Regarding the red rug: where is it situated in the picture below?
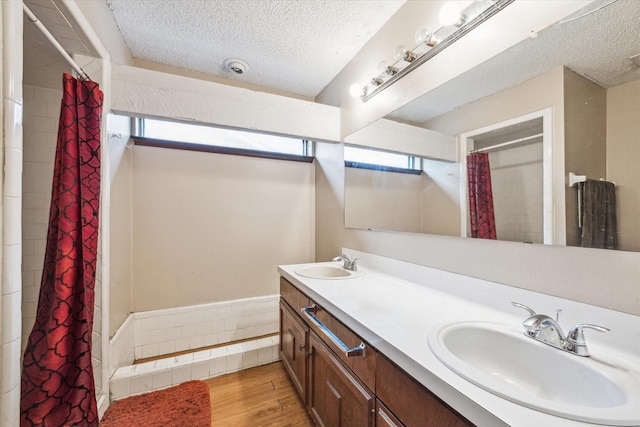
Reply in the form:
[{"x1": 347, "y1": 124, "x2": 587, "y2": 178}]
[{"x1": 100, "y1": 380, "x2": 211, "y2": 427}]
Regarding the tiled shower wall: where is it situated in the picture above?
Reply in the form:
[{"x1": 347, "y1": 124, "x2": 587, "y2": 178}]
[
  {"x1": 1, "y1": 2, "x2": 24, "y2": 424},
  {"x1": 21, "y1": 85, "x2": 59, "y2": 346},
  {"x1": 490, "y1": 142, "x2": 544, "y2": 244}
]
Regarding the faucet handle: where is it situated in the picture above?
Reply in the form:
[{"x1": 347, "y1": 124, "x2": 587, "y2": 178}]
[
  {"x1": 565, "y1": 324, "x2": 610, "y2": 357},
  {"x1": 511, "y1": 302, "x2": 536, "y2": 316},
  {"x1": 333, "y1": 254, "x2": 357, "y2": 270}
]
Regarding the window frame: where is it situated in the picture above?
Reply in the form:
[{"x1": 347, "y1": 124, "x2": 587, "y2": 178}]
[{"x1": 131, "y1": 117, "x2": 314, "y2": 163}]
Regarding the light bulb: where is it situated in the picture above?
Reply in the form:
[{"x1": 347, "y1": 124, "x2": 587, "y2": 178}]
[
  {"x1": 349, "y1": 83, "x2": 363, "y2": 98},
  {"x1": 439, "y1": 2, "x2": 463, "y2": 26},
  {"x1": 415, "y1": 26, "x2": 439, "y2": 47},
  {"x1": 376, "y1": 61, "x2": 389, "y2": 75},
  {"x1": 415, "y1": 26, "x2": 431, "y2": 44},
  {"x1": 393, "y1": 45, "x2": 408, "y2": 62},
  {"x1": 393, "y1": 46, "x2": 416, "y2": 63}
]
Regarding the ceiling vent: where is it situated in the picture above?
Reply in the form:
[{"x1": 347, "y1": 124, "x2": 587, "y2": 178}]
[{"x1": 224, "y1": 58, "x2": 249, "y2": 75}]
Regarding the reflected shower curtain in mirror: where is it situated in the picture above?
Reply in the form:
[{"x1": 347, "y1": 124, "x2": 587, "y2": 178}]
[
  {"x1": 467, "y1": 153, "x2": 497, "y2": 239},
  {"x1": 21, "y1": 74, "x2": 103, "y2": 427}
]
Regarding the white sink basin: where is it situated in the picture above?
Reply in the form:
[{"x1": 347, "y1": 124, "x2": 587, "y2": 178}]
[
  {"x1": 294, "y1": 264, "x2": 364, "y2": 280},
  {"x1": 428, "y1": 321, "x2": 640, "y2": 426}
]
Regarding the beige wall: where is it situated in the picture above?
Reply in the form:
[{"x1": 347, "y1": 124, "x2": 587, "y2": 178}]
[
  {"x1": 607, "y1": 79, "x2": 640, "y2": 252},
  {"x1": 345, "y1": 168, "x2": 424, "y2": 233},
  {"x1": 421, "y1": 158, "x2": 460, "y2": 236},
  {"x1": 315, "y1": 142, "x2": 345, "y2": 262},
  {"x1": 109, "y1": 145, "x2": 132, "y2": 336},
  {"x1": 563, "y1": 68, "x2": 607, "y2": 246},
  {"x1": 131, "y1": 145, "x2": 315, "y2": 312},
  {"x1": 331, "y1": 149, "x2": 460, "y2": 244}
]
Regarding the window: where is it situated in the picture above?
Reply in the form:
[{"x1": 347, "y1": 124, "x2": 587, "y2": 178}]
[
  {"x1": 132, "y1": 117, "x2": 313, "y2": 161},
  {"x1": 344, "y1": 145, "x2": 421, "y2": 174}
]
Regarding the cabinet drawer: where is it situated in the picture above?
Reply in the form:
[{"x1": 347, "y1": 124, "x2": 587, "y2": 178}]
[
  {"x1": 280, "y1": 277, "x2": 310, "y2": 312},
  {"x1": 304, "y1": 303, "x2": 376, "y2": 392},
  {"x1": 376, "y1": 356, "x2": 474, "y2": 427}
]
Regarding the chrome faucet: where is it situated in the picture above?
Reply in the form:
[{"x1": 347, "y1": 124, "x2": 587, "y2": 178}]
[
  {"x1": 511, "y1": 302, "x2": 609, "y2": 357},
  {"x1": 332, "y1": 254, "x2": 359, "y2": 271}
]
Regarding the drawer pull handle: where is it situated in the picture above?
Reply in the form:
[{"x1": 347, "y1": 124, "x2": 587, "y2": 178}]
[{"x1": 301, "y1": 305, "x2": 366, "y2": 358}]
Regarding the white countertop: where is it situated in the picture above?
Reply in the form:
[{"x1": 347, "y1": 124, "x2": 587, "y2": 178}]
[{"x1": 278, "y1": 250, "x2": 640, "y2": 427}]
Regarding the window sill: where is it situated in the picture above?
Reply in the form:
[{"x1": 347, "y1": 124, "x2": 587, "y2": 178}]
[{"x1": 132, "y1": 137, "x2": 314, "y2": 163}]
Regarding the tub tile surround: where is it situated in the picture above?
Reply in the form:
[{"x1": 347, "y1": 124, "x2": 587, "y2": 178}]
[
  {"x1": 278, "y1": 249, "x2": 640, "y2": 427},
  {"x1": 1, "y1": 1, "x2": 24, "y2": 425},
  {"x1": 109, "y1": 295, "x2": 280, "y2": 400}
]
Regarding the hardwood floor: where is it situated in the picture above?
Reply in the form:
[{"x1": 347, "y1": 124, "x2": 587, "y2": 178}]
[{"x1": 206, "y1": 361, "x2": 314, "y2": 426}]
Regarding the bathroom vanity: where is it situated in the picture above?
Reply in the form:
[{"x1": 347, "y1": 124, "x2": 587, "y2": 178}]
[
  {"x1": 278, "y1": 250, "x2": 640, "y2": 427},
  {"x1": 280, "y1": 276, "x2": 470, "y2": 426}
]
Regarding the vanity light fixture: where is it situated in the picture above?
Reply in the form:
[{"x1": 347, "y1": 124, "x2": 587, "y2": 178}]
[
  {"x1": 439, "y1": 2, "x2": 466, "y2": 27},
  {"x1": 357, "y1": 0, "x2": 514, "y2": 102}
]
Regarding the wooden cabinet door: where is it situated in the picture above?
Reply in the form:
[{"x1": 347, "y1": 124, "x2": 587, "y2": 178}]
[
  {"x1": 376, "y1": 399, "x2": 404, "y2": 427},
  {"x1": 308, "y1": 332, "x2": 374, "y2": 427},
  {"x1": 280, "y1": 300, "x2": 309, "y2": 403}
]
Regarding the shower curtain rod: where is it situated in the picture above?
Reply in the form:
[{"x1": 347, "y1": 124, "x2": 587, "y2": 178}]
[
  {"x1": 22, "y1": 3, "x2": 91, "y2": 81},
  {"x1": 469, "y1": 132, "x2": 543, "y2": 154}
]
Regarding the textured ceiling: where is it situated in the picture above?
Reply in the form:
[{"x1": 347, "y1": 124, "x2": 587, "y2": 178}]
[
  {"x1": 106, "y1": 0, "x2": 405, "y2": 98},
  {"x1": 390, "y1": 0, "x2": 640, "y2": 124},
  {"x1": 24, "y1": 0, "x2": 640, "y2": 124}
]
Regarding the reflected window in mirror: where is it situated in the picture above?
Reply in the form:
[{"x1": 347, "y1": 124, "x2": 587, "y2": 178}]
[
  {"x1": 344, "y1": 145, "x2": 460, "y2": 236},
  {"x1": 344, "y1": 145, "x2": 421, "y2": 175}
]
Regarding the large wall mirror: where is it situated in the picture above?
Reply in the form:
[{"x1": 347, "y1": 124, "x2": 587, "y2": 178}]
[{"x1": 344, "y1": 0, "x2": 640, "y2": 252}]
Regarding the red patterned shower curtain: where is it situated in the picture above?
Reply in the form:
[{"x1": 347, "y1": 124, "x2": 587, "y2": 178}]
[
  {"x1": 467, "y1": 152, "x2": 497, "y2": 239},
  {"x1": 21, "y1": 74, "x2": 103, "y2": 427}
]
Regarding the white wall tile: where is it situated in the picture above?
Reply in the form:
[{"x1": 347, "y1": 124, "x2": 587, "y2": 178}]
[
  {"x1": 226, "y1": 354, "x2": 242, "y2": 373},
  {"x1": 242, "y1": 350, "x2": 258, "y2": 369},
  {"x1": 157, "y1": 341, "x2": 175, "y2": 355},
  {"x1": 141, "y1": 343, "x2": 158, "y2": 359},
  {"x1": 193, "y1": 349, "x2": 211, "y2": 361},
  {"x1": 175, "y1": 353, "x2": 193, "y2": 365},
  {"x1": 130, "y1": 375, "x2": 152, "y2": 395},
  {"x1": 209, "y1": 358, "x2": 226, "y2": 377},
  {"x1": 258, "y1": 347, "x2": 274, "y2": 365},
  {"x1": 151, "y1": 370, "x2": 172, "y2": 390},
  {"x1": 1, "y1": 292, "x2": 21, "y2": 342},
  {"x1": 154, "y1": 358, "x2": 174, "y2": 369},
  {"x1": 189, "y1": 336, "x2": 204, "y2": 350},
  {"x1": 171, "y1": 365, "x2": 192, "y2": 385},
  {"x1": 1, "y1": 339, "x2": 20, "y2": 391},
  {"x1": 110, "y1": 377, "x2": 130, "y2": 400},
  {"x1": 191, "y1": 362, "x2": 209, "y2": 380},
  {"x1": 203, "y1": 333, "x2": 219, "y2": 347}
]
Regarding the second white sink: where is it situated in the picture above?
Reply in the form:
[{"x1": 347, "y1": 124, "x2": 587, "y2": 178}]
[
  {"x1": 295, "y1": 263, "x2": 364, "y2": 280},
  {"x1": 428, "y1": 321, "x2": 640, "y2": 426}
]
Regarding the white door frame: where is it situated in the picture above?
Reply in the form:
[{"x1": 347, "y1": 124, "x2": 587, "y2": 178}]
[{"x1": 459, "y1": 107, "x2": 554, "y2": 244}]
